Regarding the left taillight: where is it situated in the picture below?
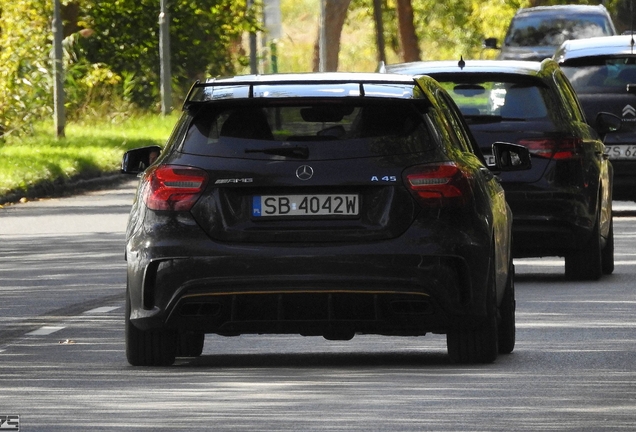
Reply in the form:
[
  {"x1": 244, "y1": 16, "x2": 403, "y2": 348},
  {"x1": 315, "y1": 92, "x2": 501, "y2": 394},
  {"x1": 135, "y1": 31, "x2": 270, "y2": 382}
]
[
  {"x1": 519, "y1": 137, "x2": 582, "y2": 160},
  {"x1": 142, "y1": 165, "x2": 208, "y2": 211},
  {"x1": 404, "y1": 162, "x2": 471, "y2": 206}
]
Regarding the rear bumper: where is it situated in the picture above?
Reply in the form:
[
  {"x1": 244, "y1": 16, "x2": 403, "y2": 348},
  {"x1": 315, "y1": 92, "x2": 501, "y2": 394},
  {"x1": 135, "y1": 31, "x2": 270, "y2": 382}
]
[
  {"x1": 126, "y1": 227, "x2": 494, "y2": 337},
  {"x1": 505, "y1": 190, "x2": 596, "y2": 257},
  {"x1": 610, "y1": 159, "x2": 636, "y2": 200}
]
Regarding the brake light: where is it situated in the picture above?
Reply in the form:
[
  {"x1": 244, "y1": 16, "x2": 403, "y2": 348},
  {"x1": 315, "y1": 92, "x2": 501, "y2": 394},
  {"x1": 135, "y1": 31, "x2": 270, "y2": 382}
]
[
  {"x1": 405, "y1": 162, "x2": 470, "y2": 206},
  {"x1": 142, "y1": 165, "x2": 208, "y2": 211},
  {"x1": 519, "y1": 137, "x2": 582, "y2": 160}
]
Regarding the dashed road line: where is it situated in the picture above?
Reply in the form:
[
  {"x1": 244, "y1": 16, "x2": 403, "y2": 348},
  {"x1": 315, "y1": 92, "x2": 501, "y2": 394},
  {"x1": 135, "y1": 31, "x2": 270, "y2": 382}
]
[
  {"x1": 84, "y1": 306, "x2": 120, "y2": 314},
  {"x1": 26, "y1": 326, "x2": 66, "y2": 336}
]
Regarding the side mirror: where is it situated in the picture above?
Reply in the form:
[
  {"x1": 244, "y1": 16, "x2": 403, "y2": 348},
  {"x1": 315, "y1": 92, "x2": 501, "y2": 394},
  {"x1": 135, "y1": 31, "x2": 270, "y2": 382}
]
[
  {"x1": 483, "y1": 38, "x2": 499, "y2": 50},
  {"x1": 491, "y1": 142, "x2": 532, "y2": 171},
  {"x1": 594, "y1": 112, "x2": 621, "y2": 136},
  {"x1": 121, "y1": 145, "x2": 163, "y2": 174}
]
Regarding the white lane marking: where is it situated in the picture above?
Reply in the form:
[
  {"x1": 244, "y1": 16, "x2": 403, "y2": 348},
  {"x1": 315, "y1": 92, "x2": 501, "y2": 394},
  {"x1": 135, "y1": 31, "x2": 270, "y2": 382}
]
[
  {"x1": 83, "y1": 306, "x2": 120, "y2": 314},
  {"x1": 26, "y1": 326, "x2": 65, "y2": 336}
]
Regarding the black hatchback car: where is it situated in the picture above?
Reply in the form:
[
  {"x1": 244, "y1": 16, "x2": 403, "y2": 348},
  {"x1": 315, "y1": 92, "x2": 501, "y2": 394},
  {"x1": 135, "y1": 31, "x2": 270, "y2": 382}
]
[
  {"x1": 384, "y1": 60, "x2": 617, "y2": 281},
  {"x1": 121, "y1": 72, "x2": 531, "y2": 366},
  {"x1": 555, "y1": 35, "x2": 636, "y2": 200}
]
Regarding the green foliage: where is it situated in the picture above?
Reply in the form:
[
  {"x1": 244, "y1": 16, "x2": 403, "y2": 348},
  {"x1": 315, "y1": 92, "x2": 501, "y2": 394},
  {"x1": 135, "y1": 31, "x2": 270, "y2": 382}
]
[
  {"x1": 79, "y1": 0, "x2": 258, "y2": 109},
  {"x1": 0, "y1": 0, "x2": 258, "y2": 136},
  {"x1": 62, "y1": 31, "x2": 141, "y2": 121},
  {"x1": 0, "y1": 0, "x2": 53, "y2": 136}
]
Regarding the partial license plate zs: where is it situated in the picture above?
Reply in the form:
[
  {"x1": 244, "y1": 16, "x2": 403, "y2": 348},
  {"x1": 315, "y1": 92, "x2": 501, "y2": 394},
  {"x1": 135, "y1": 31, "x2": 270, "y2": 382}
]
[
  {"x1": 605, "y1": 145, "x2": 636, "y2": 160},
  {"x1": 253, "y1": 194, "x2": 359, "y2": 217}
]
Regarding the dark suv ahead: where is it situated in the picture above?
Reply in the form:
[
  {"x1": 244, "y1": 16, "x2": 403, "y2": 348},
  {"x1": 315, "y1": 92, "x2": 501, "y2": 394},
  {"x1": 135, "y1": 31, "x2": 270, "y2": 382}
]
[
  {"x1": 385, "y1": 59, "x2": 617, "y2": 281},
  {"x1": 555, "y1": 35, "x2": 636, "y2": 200},
  {"x1": 121, "y1": 72, "x2": 530, "y2": 366},
  {"x1": 484, "y1": 5, "x2": 616, "y2": 61}
]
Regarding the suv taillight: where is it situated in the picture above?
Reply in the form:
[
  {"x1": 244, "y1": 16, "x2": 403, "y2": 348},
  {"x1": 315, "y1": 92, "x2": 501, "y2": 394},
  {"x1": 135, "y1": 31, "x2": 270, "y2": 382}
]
[
  {"x1": 405, "y1": 162, "x2": 471, "y2": 206},
  {"x1": 142, "y1": 165, "x2": 208, "y2": 211},
  {"x1": 519, "y1": 137, "x2": 582, "y2": 160}
]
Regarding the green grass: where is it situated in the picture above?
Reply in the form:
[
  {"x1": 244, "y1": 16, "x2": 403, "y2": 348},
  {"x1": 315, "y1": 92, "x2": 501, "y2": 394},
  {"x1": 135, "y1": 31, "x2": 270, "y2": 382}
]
[{"x1": 0, "y1": 114, "x2": 179, "y2": 199}]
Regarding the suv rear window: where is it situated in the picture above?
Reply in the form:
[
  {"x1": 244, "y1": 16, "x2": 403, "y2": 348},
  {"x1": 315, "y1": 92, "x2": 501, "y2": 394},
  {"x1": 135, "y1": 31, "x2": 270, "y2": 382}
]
[
  {"x1": 561, "y1": 56, "x2": 636, "y2": 93},
  {"x1": 180, "y1": 101, "x2": 436, "y2": 158}
]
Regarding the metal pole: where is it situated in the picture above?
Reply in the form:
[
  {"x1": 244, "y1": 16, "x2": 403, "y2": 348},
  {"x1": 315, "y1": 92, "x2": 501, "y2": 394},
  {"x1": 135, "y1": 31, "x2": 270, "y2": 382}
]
[
  {"x1": 248, "y1": 0, "x2": 258, "y2": 74},
  {"x1": 52, "y1": 0, "x2": 65, "y2": 138},
  {"x1": 319, "y1": 0, "x2": 326, "y2": 72},
  {"x1": 159, "y1": 0, "x2": 172, "y2": 115},
  {"x1": 372, "y1": 0, "x2": 386, "y2": 64}
]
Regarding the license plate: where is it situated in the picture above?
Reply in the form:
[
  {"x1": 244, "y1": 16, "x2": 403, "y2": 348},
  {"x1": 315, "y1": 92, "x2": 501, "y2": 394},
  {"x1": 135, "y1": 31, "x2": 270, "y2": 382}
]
[
  {"x1": 604, "y1": 145, "x2": 636, "y2": 160},
  {"x1": 253, "y1": 194, "x2": 359, "y2": 217}
]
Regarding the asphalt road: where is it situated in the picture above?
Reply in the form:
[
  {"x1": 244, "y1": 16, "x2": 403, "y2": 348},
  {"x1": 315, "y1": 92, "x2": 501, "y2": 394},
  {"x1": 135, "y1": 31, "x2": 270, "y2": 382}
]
[{"x1": 1, "y1": 180, "x2": 635, "y2": 431}]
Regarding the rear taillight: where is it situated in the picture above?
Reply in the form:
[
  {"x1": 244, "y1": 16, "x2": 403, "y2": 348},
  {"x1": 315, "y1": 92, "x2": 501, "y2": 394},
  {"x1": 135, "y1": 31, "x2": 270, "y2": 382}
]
[
  {"x1": 519, "y1": 137, "x2": 582, "y2": 160},
  {"x1": 405, "y1": 162, "x2": 471, "y2": 206},
  {"x1": 142, "y1": 165, "x2": 208, "y2": 211}
]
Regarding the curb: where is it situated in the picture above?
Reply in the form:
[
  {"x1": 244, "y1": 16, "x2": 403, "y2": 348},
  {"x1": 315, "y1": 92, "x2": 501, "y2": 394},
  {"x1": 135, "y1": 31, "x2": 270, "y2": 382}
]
[{"x1": 0, "y1": 172, "x2": 134, "y2": 206}]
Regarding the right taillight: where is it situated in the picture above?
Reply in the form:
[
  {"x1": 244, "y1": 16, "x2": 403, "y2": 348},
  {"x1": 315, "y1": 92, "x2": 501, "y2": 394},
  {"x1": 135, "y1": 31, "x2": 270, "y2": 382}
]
[
  {"x1": 142, "y1": 165, "x2": 208, "y2": 211},
  {"x1": 404, "y1": 162, "x2": 471, "y2": 206},
  {"x1": 519, "y1": 137, "x2": 582, "y2": 160}
]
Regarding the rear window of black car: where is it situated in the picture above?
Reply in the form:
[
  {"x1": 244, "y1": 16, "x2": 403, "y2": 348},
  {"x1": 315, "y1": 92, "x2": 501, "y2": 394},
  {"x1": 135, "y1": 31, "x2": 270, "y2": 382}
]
[
  {"x1": 180, "y1": 101, "x2": 437, "y2": 158},
  {"x1": 430, "y1": 76, "x2": 549, "y2": 121},
  {"x1": 561, "y1": 56, "x2": 636, "y2": 93}
]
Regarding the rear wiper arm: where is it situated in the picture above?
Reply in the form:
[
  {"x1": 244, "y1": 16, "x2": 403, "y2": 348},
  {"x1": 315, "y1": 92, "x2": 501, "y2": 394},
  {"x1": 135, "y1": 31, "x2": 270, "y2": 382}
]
[
  {"x1": 245, "y1": 146, "x2": 309, "y2": 159},
  {"x1": 465, "y1": 115, "x2": 526, "y2": 124}
]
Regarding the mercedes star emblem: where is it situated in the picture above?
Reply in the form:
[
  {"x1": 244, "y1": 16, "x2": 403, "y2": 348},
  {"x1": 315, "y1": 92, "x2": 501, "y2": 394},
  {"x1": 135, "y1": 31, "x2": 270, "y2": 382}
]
[{"x1": 296, "y1": 165, "x2": 314, "y2": 181}]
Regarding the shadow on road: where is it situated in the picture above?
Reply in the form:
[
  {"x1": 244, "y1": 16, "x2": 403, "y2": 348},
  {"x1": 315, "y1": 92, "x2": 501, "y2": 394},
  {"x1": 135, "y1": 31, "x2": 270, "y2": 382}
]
[{"x1": 179, "y1": 351, "x2": 459, "y2": 368}]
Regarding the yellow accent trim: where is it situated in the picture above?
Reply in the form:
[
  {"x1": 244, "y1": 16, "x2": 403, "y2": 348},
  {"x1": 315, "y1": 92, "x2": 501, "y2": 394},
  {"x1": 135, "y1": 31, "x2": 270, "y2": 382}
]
[{"x1": 182, "y1": 290, "x2": 430, "y2": 299}]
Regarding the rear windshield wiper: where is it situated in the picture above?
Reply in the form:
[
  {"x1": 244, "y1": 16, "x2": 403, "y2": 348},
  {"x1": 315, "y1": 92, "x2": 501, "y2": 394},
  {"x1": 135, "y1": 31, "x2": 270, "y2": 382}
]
[
  {"x1": 464, "y1": 115, "x2": 526, "y2": 124},
  {"x1": 245, "y1": 146, "x2": 309, "y2": 159}
]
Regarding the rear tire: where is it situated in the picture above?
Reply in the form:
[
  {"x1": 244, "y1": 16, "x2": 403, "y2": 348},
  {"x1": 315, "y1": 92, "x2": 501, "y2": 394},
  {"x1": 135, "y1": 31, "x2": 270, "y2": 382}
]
[
  {"x1": 125, "y1": 291, "x2": 177, "y2": 366},
  {"x1": 565, "y1": 209, "x2": 602, "y2": 281},
  {"x1": 447, "y1": 256, "x2": 499, "y2": 364},
  {"x1": 498, "y1": 262, "x2": 516, "y2": 354},
  {"x1": 601, "y1": 216, "x2": 614, "y2": 275}
]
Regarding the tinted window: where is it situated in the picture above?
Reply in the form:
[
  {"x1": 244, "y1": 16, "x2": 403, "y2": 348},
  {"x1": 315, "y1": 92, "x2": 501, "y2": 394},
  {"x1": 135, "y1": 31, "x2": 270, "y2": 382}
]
[
  {"x1": 505, "y1": 14, "x2": 612, "y2": 47},
  {"x1": 181, "y1": 101, "x2": 436, "y2": 158},
  {"x1": 433, "y1": 78, "x2": 549, "y2": 120},
  {"x1": 561, "y1": 56, "x2": 636, "y2": 94}
]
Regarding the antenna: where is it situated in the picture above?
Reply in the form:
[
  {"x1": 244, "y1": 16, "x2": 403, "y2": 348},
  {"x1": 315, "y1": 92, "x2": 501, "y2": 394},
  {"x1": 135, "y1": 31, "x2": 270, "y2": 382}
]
[
  {"x1": 458, "y1": 56, "x2": 466, "y2": 70},
  {"x1": 629, "y1": 0, "x2": 636, "y2": 54}
]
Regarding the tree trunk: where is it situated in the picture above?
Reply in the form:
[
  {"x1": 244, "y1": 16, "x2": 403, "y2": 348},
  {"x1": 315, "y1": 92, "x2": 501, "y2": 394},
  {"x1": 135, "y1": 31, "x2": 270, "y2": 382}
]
[
  {"x1": 373, "y1": 0, "x2": 386, "y2": 65},
  {"x1": 312, "y1": 0, "x2": 352, "y2": 72},
  {"x1": 396, "y1": 0, "x2": 420, "y2": 62}
]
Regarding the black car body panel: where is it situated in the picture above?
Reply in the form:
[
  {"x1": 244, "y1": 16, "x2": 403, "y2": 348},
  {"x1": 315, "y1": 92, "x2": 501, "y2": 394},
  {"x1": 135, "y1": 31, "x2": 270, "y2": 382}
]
[
  {"x1": 122, "y1": 72, "x2": 531, "y2": 365},
  {"x1": 556, "y1": 35, "x2": 636, "y2": 199},
  {"x1": 484, "y1": 5, "x2": 616, "y2": 61},
  {"x1": 385, "y1": 60, "x2": 613, "y2": 275}
]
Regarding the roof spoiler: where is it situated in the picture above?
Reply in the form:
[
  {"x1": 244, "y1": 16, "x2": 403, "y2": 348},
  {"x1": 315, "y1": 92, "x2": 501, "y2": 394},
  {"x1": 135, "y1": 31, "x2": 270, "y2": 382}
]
[{"x1": 181, "y1": 76, "x2": 418, "y2": 110}]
